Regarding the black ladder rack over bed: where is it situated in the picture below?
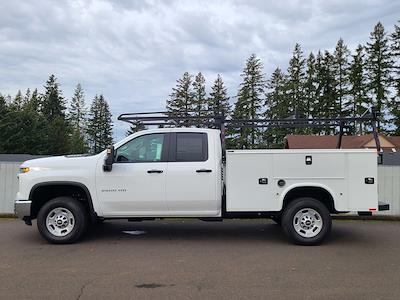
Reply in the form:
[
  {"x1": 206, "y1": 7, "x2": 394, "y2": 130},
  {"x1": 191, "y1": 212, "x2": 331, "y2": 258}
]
[{"x1": 117, "y1": 106, "x2": 381, "y2": 152}]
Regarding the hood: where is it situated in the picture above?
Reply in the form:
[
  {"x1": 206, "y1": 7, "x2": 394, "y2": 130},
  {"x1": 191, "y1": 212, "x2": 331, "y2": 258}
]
[{"x1": 20, "y1": 153, "x2": 101, "y2": 169}]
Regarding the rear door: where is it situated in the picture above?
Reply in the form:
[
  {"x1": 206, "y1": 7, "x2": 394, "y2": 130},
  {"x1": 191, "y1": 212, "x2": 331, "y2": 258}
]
[{"x1": 165, "y1": 132, "x2": 219, "y2": 215}]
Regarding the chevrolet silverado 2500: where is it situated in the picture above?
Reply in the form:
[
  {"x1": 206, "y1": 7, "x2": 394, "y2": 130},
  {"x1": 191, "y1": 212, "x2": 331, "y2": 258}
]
[{"x1": 14, "y1": 127, "x2": 389, "y2": 245}]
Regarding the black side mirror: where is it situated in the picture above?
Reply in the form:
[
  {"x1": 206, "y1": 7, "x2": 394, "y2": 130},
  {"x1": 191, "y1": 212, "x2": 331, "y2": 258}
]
[{"x1": 103, "y1": 146, "x2": 115, "y2": 172}]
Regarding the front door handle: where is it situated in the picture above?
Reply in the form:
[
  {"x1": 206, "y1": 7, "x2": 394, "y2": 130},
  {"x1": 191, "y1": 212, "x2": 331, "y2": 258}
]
[
  {"x1": 147, "y1": 169, "x2": 163, "y2": 174},
  {"x1": 196, "y1": 169, "x2": 212, "y2": 173}
]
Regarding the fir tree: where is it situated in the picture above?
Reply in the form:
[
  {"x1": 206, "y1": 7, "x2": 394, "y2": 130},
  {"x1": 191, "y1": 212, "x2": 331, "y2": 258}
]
[
  {"x1": 366, "y1": 22, "x2": 393, "y2": 129},
  {"x1": 42, "y1": 74, "x2": 66, "y2": 120},
  {"x1": 208, "y1": 74, "x2": 230, "y2": 116},
  {"x1": 320, "y1": 51, "x2": 337, "y2": 120},
  {"x1": 333, "y1": 38, "x2": 351, "y2": 116},
  {"x1": 231, "y1": 54, "x2": 265, "y2": 148},
  {"x1": 304, "y1": 52, "x2": 318, "y2": 118},
  {"x1": 12, "y1": 90, "x2": 24, "y2": 110},
  {"x1": 0, "y1": 94, "x2": 6, "y2": 114},
  {"x1": 87, "y1": 95, "x2": 113, "y2": 154},
  {"x1": 41, "y1": 75, "x2": 70, "y2": 154},
  {"x1": 264, "y1": 67, "x2": 289, "y2": 147},
  {"x1": 69, "y1": 84, "x2": 87, "y2": 133},
  {"x1": 69, "y1": 84, "x2": 88, "y2": 153},
  {"x1": 24, "y1": 88, "x2": 41, "y2": 112},
  {"x1": 349, "y1": 45, "x2": 369, "y2": 133},
  {"x1": 286, "y1": 43, "x2": 306, "y2": 117},
  {"x1": 126, "y1": 121, "x2": 145, "y2": 136},
  {"x1": 390, "y1": 21, "x2": 400, "y2": 135},
  {"x1": 23, "y1": 88, "x2": 31, "y2": 107},
  {"x1": 166, "y1": 72, "x2": 193, "y2": 125},
  {"x1": 192, "y1": 72, "x2": 207, "y2": 119}
]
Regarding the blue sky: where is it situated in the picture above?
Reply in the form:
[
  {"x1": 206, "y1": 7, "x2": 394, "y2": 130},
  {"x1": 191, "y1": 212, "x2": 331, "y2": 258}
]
[{"x1": 0, "y1": 0, "x2": 399, "y2": 139}]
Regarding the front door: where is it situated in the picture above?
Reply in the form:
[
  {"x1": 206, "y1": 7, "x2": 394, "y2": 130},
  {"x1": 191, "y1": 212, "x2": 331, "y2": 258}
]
[{"x1": 96, "y1": 133, "x2": 169, "y2": 216}]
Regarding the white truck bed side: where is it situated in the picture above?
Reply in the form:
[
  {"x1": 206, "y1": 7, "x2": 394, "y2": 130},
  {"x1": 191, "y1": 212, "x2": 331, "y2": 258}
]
[{"x1": 225, "y1": 149, "x2": 378, "y2": 212}]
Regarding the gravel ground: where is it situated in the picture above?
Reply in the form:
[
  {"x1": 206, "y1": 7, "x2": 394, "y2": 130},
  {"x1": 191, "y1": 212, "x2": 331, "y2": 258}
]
[{"x1": 1, "y1": 219, "x2": 400, "y2": 299}]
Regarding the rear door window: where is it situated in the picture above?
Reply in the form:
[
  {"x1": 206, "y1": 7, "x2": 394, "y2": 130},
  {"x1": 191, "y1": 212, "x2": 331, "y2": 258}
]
[{"x1": 175, "y1": 133, "x2": 208, "y2": 162}]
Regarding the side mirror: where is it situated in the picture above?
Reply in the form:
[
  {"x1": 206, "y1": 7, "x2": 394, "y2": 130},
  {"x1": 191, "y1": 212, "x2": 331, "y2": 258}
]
[{"x1": 103, "y1": 146, "x2": 115, "y2": 172}]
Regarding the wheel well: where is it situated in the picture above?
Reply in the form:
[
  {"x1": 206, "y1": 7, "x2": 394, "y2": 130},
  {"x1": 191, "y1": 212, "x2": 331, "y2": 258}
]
[
  {"x1": 282, "y1": 187, "x2": 336, "y2": 213},
  {"x1": 30, "y1": 183, "x2": 94, "y2": 219}
]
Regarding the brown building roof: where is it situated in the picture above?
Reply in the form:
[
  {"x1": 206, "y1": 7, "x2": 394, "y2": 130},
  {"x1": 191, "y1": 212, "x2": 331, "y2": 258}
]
[{"x1": 284, "y1": 134, "x2": 400, "y2": 150}]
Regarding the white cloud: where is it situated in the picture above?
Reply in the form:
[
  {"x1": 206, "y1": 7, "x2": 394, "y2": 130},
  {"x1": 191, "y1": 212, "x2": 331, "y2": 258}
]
[{"x1": 0, "y1": 0, "x2": 399, "y2": 138}]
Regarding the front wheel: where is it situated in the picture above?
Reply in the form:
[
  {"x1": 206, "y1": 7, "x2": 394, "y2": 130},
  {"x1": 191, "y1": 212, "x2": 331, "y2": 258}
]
[
  {"x1": 282, "y1": 197, "x2": 332, "y2": 245},
  {"x1": 37, "y1": 197, "x2": 87, "y2": 244}
]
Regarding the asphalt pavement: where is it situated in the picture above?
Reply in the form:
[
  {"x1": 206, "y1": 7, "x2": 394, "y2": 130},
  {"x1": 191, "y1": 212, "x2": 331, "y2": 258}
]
[{"x1": 1, "y1": 218, "x2": 400, "y2": 299}]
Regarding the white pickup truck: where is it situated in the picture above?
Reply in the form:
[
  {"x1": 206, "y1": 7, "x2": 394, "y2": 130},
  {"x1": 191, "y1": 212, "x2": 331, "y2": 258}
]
[{"x1": 15, "y1": 127, "x2": 389, "y2": 245}]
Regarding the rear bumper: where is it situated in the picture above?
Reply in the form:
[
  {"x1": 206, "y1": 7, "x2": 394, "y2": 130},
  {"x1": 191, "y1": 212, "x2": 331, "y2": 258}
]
[
  {"x1": 378, "y1": 201, "x2": 390, "y2": 211},
  {"x1": 14, "y1": 200, "x2": 32, "y2": 223}
]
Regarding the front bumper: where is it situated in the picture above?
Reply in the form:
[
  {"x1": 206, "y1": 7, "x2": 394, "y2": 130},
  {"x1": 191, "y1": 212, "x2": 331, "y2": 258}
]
[{"x1": 14, "y1": 200, "x2": 32, "y2": 224}]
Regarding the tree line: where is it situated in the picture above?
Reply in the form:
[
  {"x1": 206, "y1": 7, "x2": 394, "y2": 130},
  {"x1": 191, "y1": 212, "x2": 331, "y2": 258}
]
[
  {"x1": 0, "y1": 75, "x2": 113, "y2": 155},
  {"x1": 1, "y1": 21, "x2": 399, "y2": 154},
  {"x1": 166, "y1": 21, "x2": 400, "y2": 148}
]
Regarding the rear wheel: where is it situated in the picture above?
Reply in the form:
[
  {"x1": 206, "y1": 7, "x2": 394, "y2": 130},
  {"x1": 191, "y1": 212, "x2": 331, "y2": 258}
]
[
  {"x1": 37, "y1": 197, "x2": 87, "y2": 244},
  {"x1": 282, "y1": 197, "x2": 331, "y2": 245}
]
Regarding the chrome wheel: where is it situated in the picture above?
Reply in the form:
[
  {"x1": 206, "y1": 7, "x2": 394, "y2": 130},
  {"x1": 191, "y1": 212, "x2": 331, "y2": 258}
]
[
  {"x1": 46, "y1": 207, "x2": 75, "y2": 237},
  {"x1": 293, "y1": 208, "x2": 323, "y2": 238}
]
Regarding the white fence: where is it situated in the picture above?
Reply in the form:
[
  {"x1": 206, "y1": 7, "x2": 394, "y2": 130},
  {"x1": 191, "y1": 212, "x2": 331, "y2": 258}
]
[
  {"x1": 376, "y1": 166, "x2": 400, "y2": 216},
  {"x1": 0, "y1": 162, "x2": 20, "y2": 214},
  {"x1": 0, "y1": 162, "x2": 399, "y2": 216}
]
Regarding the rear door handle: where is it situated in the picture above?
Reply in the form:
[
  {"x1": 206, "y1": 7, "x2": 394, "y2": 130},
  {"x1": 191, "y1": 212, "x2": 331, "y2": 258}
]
[
  {"x1": 147, "y1": 169, "x2": 163, "y2": 174},
  {"x1": 196, "y1": 169, "x2": 212, "y2": 173}
]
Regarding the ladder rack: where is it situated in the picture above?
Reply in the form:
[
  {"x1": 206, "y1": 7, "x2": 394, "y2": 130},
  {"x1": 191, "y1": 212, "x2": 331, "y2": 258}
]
[{"x1": 117, "y1": 107, "x2": 381, "y2": 151}]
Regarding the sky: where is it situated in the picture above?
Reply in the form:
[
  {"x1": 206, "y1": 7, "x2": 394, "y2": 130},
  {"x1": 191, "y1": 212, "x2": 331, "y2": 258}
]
[{"x1": 0, "y1": 0, "x2": 399, "y2": 139}]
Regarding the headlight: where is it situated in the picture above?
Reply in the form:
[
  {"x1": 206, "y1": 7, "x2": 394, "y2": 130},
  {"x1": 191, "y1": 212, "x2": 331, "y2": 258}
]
[{"x1": 19, "y1": 167, "x2": 30, "y2": 174}]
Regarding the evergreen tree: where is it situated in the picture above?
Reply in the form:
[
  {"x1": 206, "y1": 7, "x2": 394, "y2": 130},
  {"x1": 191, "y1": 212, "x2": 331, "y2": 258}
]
[
  {"x1": 69, "y1": 84, "x2": 88, "y2": 153},
  {"x1": 166, "y1": 72, "x2": 193, "y2": 125},
  {"x1": 0, "y1": 94, "x2": 6, "y2": 114},
  {"x1": 333, "y1": 38, "x2": 351, "y2": 116},
  {"x1": 12, "y1": 90, "x2": 24, "y2": 110},
  {"x1": 41, "y1": 75, "x2": 70, "y2": 154},
  {"x1": 42, "y1": 74, "x2": 66, "y2": 120},
  {"x1": 69, "y1": 84, "x2": 87, "y2": 133},
  {"x1": 208, "y1": 74, "x2": 230, "y2": 116},
  {"x1": 304, "y1": 52, "x2": 318, "y2": 118},
  {"x1": 0, "y1": 91, "x2": 48, "y2": 154},
  {"x1": 87, "y1": 95, "x2": 113, "y2": 154},
  {"x1": 126, "y1": 121, "x2": 146, "y2": 136},
  {"x1": 192, "y1": 72, "x2": 207, "y2": 119},
  {"x1": 320, "y1": 51, "x2": 337, "y2": 120},
  {"x1": 230, "y1": 54, "x2": 265, "y2": 148},
  {"x1": 23, "y1": 88, "x2": 31, "y2": 107},
  {"x1": 24, "y1": 88, "x2": 41, "y2": 113},
  {"x1": 286, "y1": 43, "x2": 306, "y2": 117},
  {"x1": 264, "y1": 67, "x2": 289, "y2": 147},
  {"x1": 349, "y1": 45, "x2": 369, "y2": 133},
  {"x1": 366, "y1": 22, "x2": 393, "y2": 129},
  {"x1": 390, "y1": 21, "x2": 400, "y2": 135}
]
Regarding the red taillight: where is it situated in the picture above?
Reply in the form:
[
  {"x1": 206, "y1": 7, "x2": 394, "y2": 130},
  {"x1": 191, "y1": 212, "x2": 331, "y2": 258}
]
[{"x1": 369, "y1": 208, "x2": 377, "y2": 212}]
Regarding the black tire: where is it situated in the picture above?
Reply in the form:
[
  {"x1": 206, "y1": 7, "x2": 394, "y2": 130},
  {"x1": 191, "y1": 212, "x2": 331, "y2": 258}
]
[
  {"x1": 37, "y1": 197, "x2": 87, "y2": 244},
  {"x1": 282, "y1": 197, "x2": 332, "y2": 246}
]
